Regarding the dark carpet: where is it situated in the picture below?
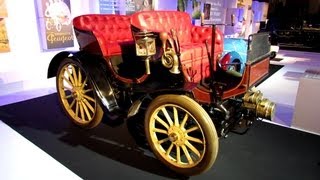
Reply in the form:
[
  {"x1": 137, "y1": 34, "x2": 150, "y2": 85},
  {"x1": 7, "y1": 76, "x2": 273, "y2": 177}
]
[
  {"x1": 269, "y1": 64, "x2": 284, "y2": 77},
  {"x1": 0, "y1": 93, "x2": 320, "y2": 180},
  {"x1": 255, "y1": 64, "x2": 283, "y2": 87}
]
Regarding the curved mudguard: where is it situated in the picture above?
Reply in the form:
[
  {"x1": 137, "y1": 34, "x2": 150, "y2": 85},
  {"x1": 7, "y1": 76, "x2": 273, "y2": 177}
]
[
  {"x1": 228, "y1": 51, "x2": 245, "y2": 74},
  {"x1": 47, "y1": 51, "x2": 119, "y2": 112},
  {"x1": 219, "y1": 51, "x2": 245, "y2": 77}
]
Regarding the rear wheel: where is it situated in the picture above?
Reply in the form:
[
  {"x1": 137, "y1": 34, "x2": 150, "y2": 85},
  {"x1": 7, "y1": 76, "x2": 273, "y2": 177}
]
[
  {"x1": 56, "y1": 58, "x2": 104, "y2": 128},
  {"x1": 145, "y1": 95, "x2": 219, "y2": 176}
]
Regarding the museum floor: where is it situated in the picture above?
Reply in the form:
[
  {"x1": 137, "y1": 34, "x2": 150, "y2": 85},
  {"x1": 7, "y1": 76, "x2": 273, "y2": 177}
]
[{"x1": 0, "y1": 49, "x2": 320, "y2": 180}]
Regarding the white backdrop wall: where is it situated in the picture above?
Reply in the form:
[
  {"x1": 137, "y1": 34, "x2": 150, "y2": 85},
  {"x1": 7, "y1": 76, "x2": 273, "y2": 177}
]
[
  {"x1": 0, "y1": 0, "x2": 165, "y2": 97},
  {"x1": 0, "y1": 0, "x2": 94, "y2": 96}
]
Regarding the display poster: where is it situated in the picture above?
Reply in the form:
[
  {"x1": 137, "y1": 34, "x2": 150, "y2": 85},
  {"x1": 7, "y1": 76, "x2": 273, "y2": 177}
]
[
  {"x1": 0, "y1": 18, "x2": 10, "y2": 52},
  {"x1": 99, "y1": 0, "x2": 120, "y2": 14},
  {"x1": 177, "y1": 0, "x2": 202, "y2": 19},
  {"x1": 203, "y1": 3, "x2": 211, "y2": 20},
  {"x1": 0, "y1": 0, "x2": 9, "y2": 52},
  {"x1": 0, "y1": 0, "x2": 8, "y2": 17},
  {"x1": 177, "y1": 0, "x2": 225, "y2": 27},
  {"x1": 126, "y1": 0, "x2": 154, "y2": 15},
  {"x1": 99, "y1": 0, "x2": 154, "y2": 15},
  {"x1": 203, "y1": 0, "x2": 225, "y2": 25},
  {"x1": 36, "y1": 0, "x2": 74, "y2": 50},
  {"x1": 191, "y1": 0, "x2": 225, "y2": 31}
]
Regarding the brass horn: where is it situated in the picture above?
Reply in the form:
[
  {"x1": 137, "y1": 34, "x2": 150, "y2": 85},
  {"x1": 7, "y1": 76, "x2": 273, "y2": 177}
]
[
  {"x1": 161, "y1": 49, "x2": 180, "y2": 74},
  {"x1": 159, "y1": 32, "x2": 180, "y2": 74}
]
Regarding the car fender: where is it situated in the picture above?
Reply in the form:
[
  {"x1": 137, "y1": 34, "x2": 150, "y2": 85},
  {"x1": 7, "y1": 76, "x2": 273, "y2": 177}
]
[
  {"x1": 47, "y1": 51, "x2": 77, "y2": 78},
  {"x1": 228, "y1": 51, "x2": 245, "y2": 74},
  {"x1": 48, "y1": 51, "x2": 119, "y2": 112},
  {"x1": 220, "y1": 51, "x2": 245, "y2": 76}
]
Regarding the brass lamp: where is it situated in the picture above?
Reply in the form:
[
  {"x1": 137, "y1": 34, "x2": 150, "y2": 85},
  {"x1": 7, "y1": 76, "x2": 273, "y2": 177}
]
[{"x1": 134, "y1": 31, "x2": 156, "y2": 74}]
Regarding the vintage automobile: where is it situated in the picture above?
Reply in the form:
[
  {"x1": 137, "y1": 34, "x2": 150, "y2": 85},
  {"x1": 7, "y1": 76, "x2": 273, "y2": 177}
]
[{"x1": 47, "y1": 11, "x2": 275, "y2": 176}]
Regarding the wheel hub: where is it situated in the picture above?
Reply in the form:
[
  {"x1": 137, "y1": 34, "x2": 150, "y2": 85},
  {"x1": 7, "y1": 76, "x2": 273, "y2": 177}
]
[
  {"x1": 168, "y1": 133, "x2": 178, "y2": 142},
  {"x1": 72, "y1": 86, "x2": 83, "y2": 101},
  {"x1": 168, "y1": 126, "x2": 186, "y2": 146}
]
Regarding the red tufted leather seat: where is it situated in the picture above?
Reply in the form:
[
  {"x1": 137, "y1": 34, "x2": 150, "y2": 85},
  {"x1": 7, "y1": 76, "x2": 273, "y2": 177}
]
[
  {"x1": 73, "y1": 14, "x2": 134, "y2": 57},
  {"x1": 131, "y1": 11, "x2": 224, "y2": 83},
  {"x1": 73, "y1": 14, "x2": 152, "y2": 84}
]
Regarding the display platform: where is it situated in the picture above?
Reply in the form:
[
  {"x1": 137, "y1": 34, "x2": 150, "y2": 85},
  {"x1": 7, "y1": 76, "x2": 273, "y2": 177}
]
[
  {"x1": 0, "y1": 93, "x2": 320, "y2": 180},
  {"x1": 293, "y1": 69, "x2": 320, "y2": 134}
]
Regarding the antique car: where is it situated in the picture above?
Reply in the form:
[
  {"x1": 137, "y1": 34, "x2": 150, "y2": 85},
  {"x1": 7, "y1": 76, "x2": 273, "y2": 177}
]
[{"x1": 47, "y1": 11, "x2": 275, "y2": 176}]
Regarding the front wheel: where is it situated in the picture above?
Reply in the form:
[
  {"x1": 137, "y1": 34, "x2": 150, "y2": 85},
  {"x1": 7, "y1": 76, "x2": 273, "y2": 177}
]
[
  {"x1": 144, "y1": 95, "x2": 219, "y2": 176},
  {"x1": 56, "y1": 58, "x2": 104, "y2": 128}
]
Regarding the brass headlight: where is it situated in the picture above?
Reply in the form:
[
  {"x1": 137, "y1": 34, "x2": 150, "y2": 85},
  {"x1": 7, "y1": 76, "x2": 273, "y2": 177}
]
[
  {"x1": 243, "y1": 89, "x2": 276, "y2": 120},
  {"x1": 134, "y1": 31, "x2": 156, "y2": 57}
]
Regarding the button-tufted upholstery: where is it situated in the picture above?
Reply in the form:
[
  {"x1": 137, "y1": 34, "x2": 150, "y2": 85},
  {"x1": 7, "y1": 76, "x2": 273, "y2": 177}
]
[
  {"x1": 130, "y1": 11, "x2": 193, "y2": 44},
  {"x1": 72, "y1": 12, "x2": 224, "y2": 83},
  {"x1": 131, "y1": 11, "x2": 224, "y2": 83},
  {"x1": 73, "y1": 14, "x2": 134, "y2": 57}
]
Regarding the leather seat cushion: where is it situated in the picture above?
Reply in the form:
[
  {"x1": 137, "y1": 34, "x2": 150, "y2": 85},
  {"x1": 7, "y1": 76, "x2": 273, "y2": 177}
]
[
  {"x1": 180, "y1": 43, "x2": 211, "y2": 83},
  {"x1": 73, "y1": 14, "x2": 134, "y2": 56}
]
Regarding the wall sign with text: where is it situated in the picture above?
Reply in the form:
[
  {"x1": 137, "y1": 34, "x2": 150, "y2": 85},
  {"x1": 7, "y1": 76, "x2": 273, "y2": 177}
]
[
  {"x1": 99, "y1": 0, "x2": 154, "y2": 15},
  {"x1": 36, "y1": 0, "x2": 74, "y2": 50}
]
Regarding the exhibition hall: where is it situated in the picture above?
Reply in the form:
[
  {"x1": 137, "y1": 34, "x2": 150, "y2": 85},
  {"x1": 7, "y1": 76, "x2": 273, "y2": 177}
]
[{"x1": 0, "y1": 0, "x2": 320, "y2": 179}]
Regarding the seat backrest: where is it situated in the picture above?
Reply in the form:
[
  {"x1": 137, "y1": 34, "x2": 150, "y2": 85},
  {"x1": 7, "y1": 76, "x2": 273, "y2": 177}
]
[
  {"x1": 73, "y1": 14, "x2": 133, "y2": 56},
  {"x1": 131, "y1": 11, "x2": 193, "y2": 44}
]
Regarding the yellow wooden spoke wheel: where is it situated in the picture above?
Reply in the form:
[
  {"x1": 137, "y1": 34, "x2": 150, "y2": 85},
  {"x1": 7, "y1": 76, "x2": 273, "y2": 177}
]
[
  {"x1": 56, "y1": 59, "x2": 103, "y2": 128},
  {"x1": 145, "y1": 95, "x2": 218, "y2": 176}
]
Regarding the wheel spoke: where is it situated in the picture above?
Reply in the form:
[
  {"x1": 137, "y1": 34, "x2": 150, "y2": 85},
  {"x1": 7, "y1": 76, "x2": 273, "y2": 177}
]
[
  {"x1": 173, "y1": 106, "x2": 179, "y2": 126},
  {"x1": 185, "y1": 126, "x2": 199, "y2": 133},
  {"x1": 186, "y1": 135, "x2": 204, "y2": 144},
  {"x1": 181, "y1": 145, "x2": 194, "y2": 164},
  {"x1": 83, "y1": 88, "x2": 93, "y2": 94},
  {"x1": 153, "y1": 127, "x2": 168, "y2": 134},
  {"x1": 180, "y1": 113, "x2": 188, "y2": 128},
  {"x1": 176, "y1": 145, "x2": 181, "y2": 163},
  {"x1": 65, "y1": 67, "x2": 75, "y2": 85},
  {"x1": 65, "y1": 94, "x2": 73, "y2": 99},
  {"x1": 81, "y1": 101, "x2": 92, "y2": 120},
  {"x1": 71, "y1": 66, "x2": 78, "y2": 86},
  {"x1": 79, "y1": 101, "x2": 85, "y2": 121},
  {"x1": 63, "y1": 85, "x2": 73, "y2": 92},
  {"x1": 81, "y1": 77, "x2": 88, "y2": 89},
  {"x1": 78, "y1": 67, "x2": 82, "y2": 86},
  {"x1": 161, "y1": 107, "x2": 173, "y2": 126},
  {"x1": 62, "y1": 76, "x2": 73, "y2": 88},
  {"x1": 69, "y1": 99, "x2": 76, "y2": 109},
  {"x1": 166, "y1": 143, "x2": 174, "y2": 156},
  {"x1": 155, "y1": 115, "x2": 169, "y2": 129},
  {"x1": 75, "y1": 101, "x2": 79, "y2": 118},
  {"x1": 185, "y1": 141, "x2": 201, "y2": 158},
  {"x1": 83, "y1": 94, "x2": 95, "y2": 103},
  {"x1": 158, "y1": 137, "x2": 170, "y2": 144},
  {"x1": 83, "y1": 99, "x2": 95, "y2": 113}
]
